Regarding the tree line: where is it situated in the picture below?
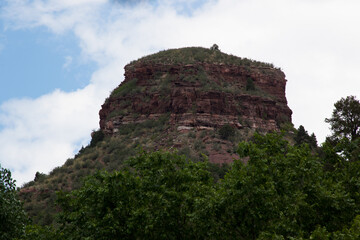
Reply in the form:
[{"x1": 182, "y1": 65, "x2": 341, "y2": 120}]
[{"x1": 1, "y1": 95, "x2": 359, "y2": 239}]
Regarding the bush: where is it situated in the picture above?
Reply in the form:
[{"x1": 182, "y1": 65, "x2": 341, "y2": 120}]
[
  {"x1": 90, "y1": 130, "x2": 105, "y2": 147},
  {"x1": 219, "y1": 124, "x2": 235, "y2": 140},
  {"x1": 34, "y1": 172, "x2": 46, "y2": 183},
  {"x1": 210, "y1": 44, "x2": 220, "y2": 51},
  {"x1": 64, "y1": 158, "x2": 74, "y2": 167},
  {"x1": 194, "y1": 140, "x2": 204, "y2": 151},
  {"x1": 188, "y1": 132, "x2": 196, "y2": 138},
  {"x1": 110, "y1": 78, "x2": 138, "y2": 98},
  {"x1": 246, "y1": 77, "x2": 255, "y2": 91}
]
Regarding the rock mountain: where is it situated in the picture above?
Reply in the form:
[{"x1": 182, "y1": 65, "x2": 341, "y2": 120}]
[
  {"x1": 19, "y1": 46, "x2": 293, "y2": 225},
  {"x1": 99, "y1": 46, "x2": 292, "y2": 163}
]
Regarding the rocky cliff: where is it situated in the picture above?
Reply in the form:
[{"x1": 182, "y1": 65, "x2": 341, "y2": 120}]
[
  {"x1": 99, "y1": 47, "x2": 292, "y2": 164},
  {"x1": 19, "y1": 47, "x2": 294, "y2": 225}
]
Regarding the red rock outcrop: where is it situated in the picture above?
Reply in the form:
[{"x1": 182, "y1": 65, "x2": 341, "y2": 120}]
[
  {"x1": 100, "y1": 63, "x2": 291, "y2": 131},
  {"x1": 99, "y1": 48, "x2": 292, "y2": 163}
]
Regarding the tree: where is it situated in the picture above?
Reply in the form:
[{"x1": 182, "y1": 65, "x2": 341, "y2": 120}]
[
  {"x1": 34, "y1": 172, "x2": 46, "y2": 182},
  {"x1": 325, "y1": 95, "x2": 360, "y2": 142},
  {"x1": 219, "y1": 124, "x2": 235, "y2": 140},
  {"x1": 210, "y1": 43, "x2": 219, "y2": 51},
  {"x1": 295, "y1": 125, "x2": 309, "y2": 145},
  {"x1": 89, "y1": 129, "x2": 105, "y2": 147},
  {"x1": 0, "y1": 165, "x2": 28, "y2": 239},
  {"x1": 215, "y1": 133, "x2": 355, "y2": 239},
  {"x1": 305, "y1": 215, "x2": 360, "y2": 239},
  {"x1": 19, "y1": 133, "x2": 360, "y2": 238},
  {"x1": 246, "y1": 77, "x2": 256, "y2": 91},
  {"x1": 57, "y1": 151, "x2": 215, "y2": 240},
  {"x1": 295, "y1": 125, "x2": 317, "y2": 149},
  {"x1": 14, "y1": 225, "x2": 62, "y2": 240}
]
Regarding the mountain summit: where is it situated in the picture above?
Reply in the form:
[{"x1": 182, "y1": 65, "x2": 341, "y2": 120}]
[{"x1": 99, "y1": 46, "x2": 292, "y2": 163}]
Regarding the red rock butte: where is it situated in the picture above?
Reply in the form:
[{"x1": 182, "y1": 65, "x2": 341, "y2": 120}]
[{"x1": 99, "y1": 47, "x2": 292, "y2": 163}]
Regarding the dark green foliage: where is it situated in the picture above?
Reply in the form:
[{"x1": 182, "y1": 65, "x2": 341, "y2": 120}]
[
  {"x1": 295, "y1": 125, "x2": 317, "y2": 149},
  {"x1": 215, "y1": 133, "x2": 355, "y2": 239},
  {"x1": 246, "y1": 77, "x2": 256, "y2": 91},
  {"x1": 208, "y1": 162, "x2": 230, "y2": 181},
  {"x1": 64, "y1": 158, "x2": 74, "y2": 166},
  {"x1": 17, "y1": 132, "x2": 360, "y2": 239},
  {"x1": 309, "y1": 133, "x2": 317, "y2": 147},
  {"x1": 90, "y1": 129, "x2": 105, "y2": 147},
  {"x1": 75, "y1": 146, "x2": 86, "y2": 158},
  {"x1": 0, "y1": 165, "x2": 28, "y2": 239},
  {"x1": 110, "y1": 78, "x2": 138, "y2": 98},
  {"x1": 305, "y1": 216, "x2": 360, "y2": 239},
  {"x1": 323, "y1": 96, "x2": 360, "y2": 165},
  {"x1": 34, "y1": 172, "x2": 46, "y2": 183},
  {"x1": 219, "y1": 124, "x2": 235, "y2": 140},
  {"x1": 14, "y1": 225, "x2": 62, "y2": 240},
  {"x1": 57, "y1": 151, "x2": 214, "y2": 240},
  {"x1": 116, "y1": 114, "x2": 170, "y2": 137},
  {"x1": 210, "y1": 44, "x2": 220, "y2": 51},
  {"x1": 325, "y1": 95, "x2": 360, "y2": 142},
  {"x1": 49, "y1": 166, "x2": 65, "y2": 176}
]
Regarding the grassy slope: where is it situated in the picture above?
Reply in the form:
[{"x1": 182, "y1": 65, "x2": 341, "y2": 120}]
[
  {"x1": 129, "y1": 47, "x2": 276, "y2": 68},
  {"x1": 20, "y1": 117, "x2": 245, "y2": 225}
]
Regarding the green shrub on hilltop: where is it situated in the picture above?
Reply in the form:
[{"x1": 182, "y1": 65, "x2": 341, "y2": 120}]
[
  {"x1": 130, "y1": 47, "x2": 276, "y2": 68},
  {"x1": 110, "y1": 78, "x2": 138, "y2": 98}
]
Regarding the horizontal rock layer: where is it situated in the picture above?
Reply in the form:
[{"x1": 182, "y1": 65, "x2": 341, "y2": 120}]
[{"x1": 100, "y1": 62, "x2": 292, "y2": 134}]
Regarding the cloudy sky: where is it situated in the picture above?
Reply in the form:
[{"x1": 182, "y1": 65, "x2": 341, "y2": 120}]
[{"x1": 0, "y1": 0, "x2": 359, "y2": 185}]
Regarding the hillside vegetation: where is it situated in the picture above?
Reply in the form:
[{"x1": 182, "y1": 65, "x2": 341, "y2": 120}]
[
  {"x1": 19, "y1": 118, "x2": 244, "y2": 226},
  {"x1": 128, "y1": 45, "x2": 276, "y2": 68},
  {"x1": 9, "y1": 125, "x2": 360, "y2": 239}
]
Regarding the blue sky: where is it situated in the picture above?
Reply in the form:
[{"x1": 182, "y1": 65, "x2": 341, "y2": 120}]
[
  {"x1": 0, "y1": 27, "x2": 96, "y2": 103},
  {"x1": 0, "y1": 0, "x2": 206, "y2": 103},
  {"x1": 0, "y1": 0, "x2": 359, "y2": 185}
]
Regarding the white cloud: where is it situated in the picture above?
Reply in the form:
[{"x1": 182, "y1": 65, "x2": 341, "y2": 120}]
[
  {"x1": 1, "y1": 0, "x2": 360, "y2": 184},
  {"x1": 0, "y1": 84, "x2": 103, "y2": 184}
]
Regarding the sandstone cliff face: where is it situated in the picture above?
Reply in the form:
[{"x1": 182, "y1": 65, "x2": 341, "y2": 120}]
[
  {"x1": 99, "y1": 47, "x2": 292, "y2": 164},
  {"x1": 100, "y1": 63, "x2": 291, "y2": 132},
  {"x1": 18, "y1": 48, "x2": 294, "y2": 226}
]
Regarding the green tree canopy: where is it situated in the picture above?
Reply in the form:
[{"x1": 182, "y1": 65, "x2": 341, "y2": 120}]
[
  {"x1": 325, "y1": 95, "x2": 360, "y2": 142},
  {"x1": 214, "y1": 133, "x2": 355, "y2": 239},
  {"x1": 0, "y1": 165, "x2": 28, "y2": 239},
  {"x1": 295, "y1": 125, "x2": 317, "y2": 148},
  {"x1": 21, "y1": 132, "x2": 360, "y2": 239},
  {"x1": 57, "y1": 151, "x2": 214, "y2": 240}
]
